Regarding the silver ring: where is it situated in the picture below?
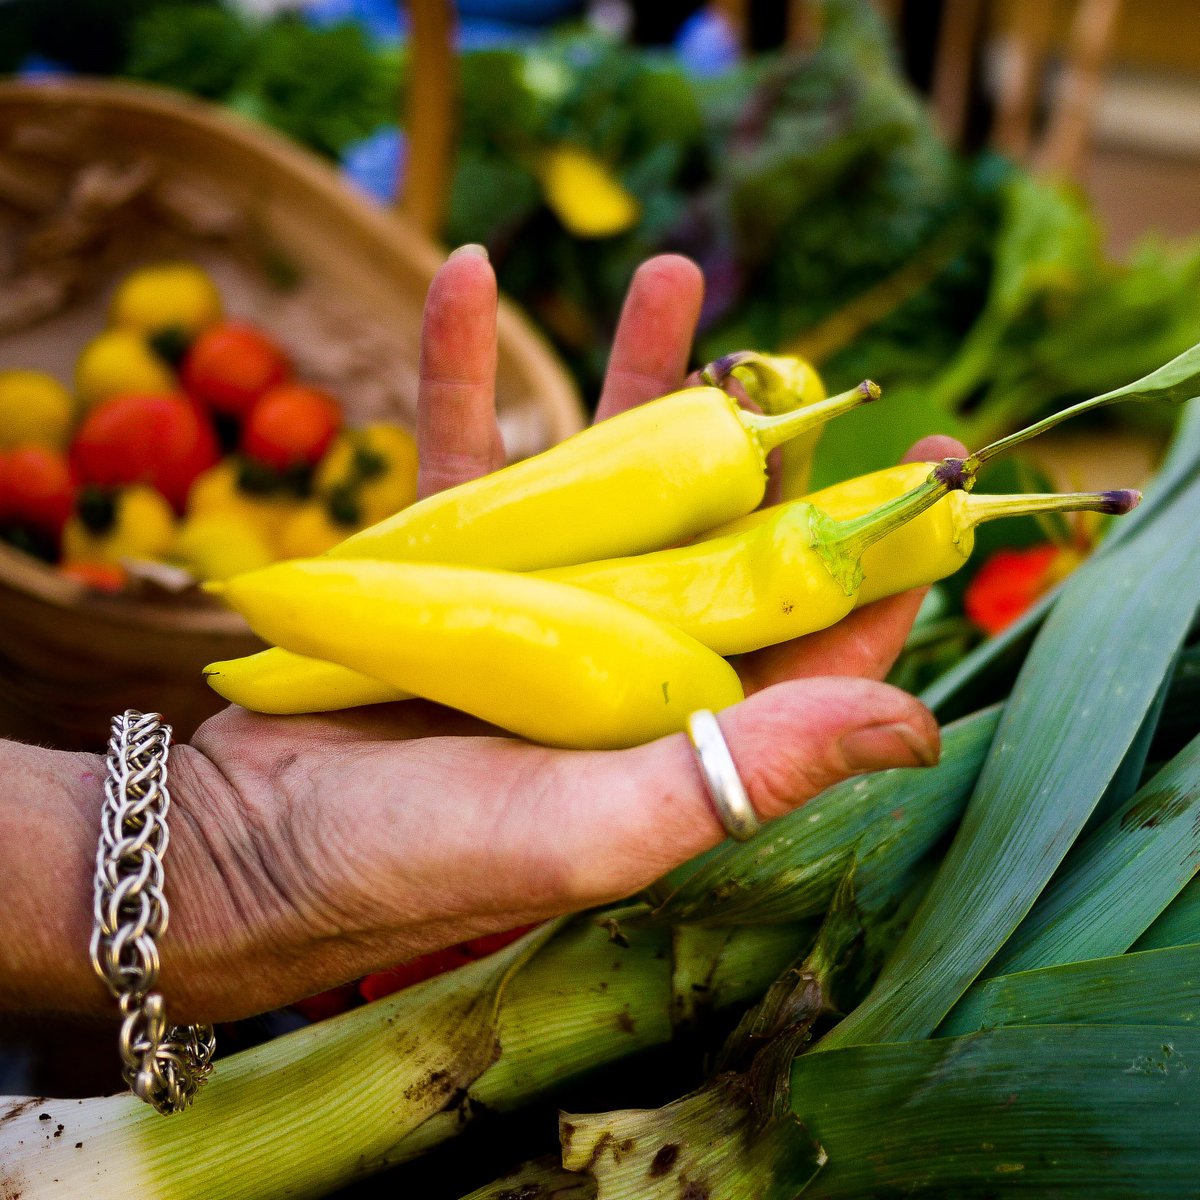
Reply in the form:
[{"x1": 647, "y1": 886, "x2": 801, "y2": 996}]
[{"x1": 686, "y1": 709, "x2": 760, "y2": 842}]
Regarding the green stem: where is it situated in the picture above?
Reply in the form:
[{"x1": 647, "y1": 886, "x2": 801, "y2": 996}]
[
  {"x1": 814, "y1": 463, "x2": 969, "y2": 595},
  {"x1": 739, "y1": 379, "x2": 881, "y2": 454},
  {"x1": 968, "y1": 394, "x2": 1113, "y2": 468},
  {"x1": 962, "y1": 488, "x2": 1142, "y2": 531}
]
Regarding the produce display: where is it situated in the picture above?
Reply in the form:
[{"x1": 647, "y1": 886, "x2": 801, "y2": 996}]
[
  {"x1": 4, "y1": 343, "x2": 1196, "y2": 1196},
  {"x1": 0, "y1": 261, "x2": 420, "y2": 591},
  {"x1": 3, "y1": 8, "x2": 1199, "y2": 1195}
]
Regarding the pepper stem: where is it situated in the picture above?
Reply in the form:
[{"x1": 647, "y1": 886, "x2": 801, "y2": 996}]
[
  {"x1": 968, "y1": 395, "x2": 1117, "y2": 469},
  {"x1": 813, "y1": 463, "x2": 968, "y2": 595},
  {"x1": 961, "y1": 488, "x2": 1142, "y2": 531},
  {"x1": 740, "y1": 379, "x2": 881, "y2": 453},
  {"x1": 702, "y1": 351, "x2": 818, "y2": 413}
]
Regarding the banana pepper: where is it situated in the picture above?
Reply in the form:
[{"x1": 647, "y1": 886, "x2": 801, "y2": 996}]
[
  {"x1": 206, "y1": 466, "x2": 959, "y2": 714},
  {"x1": 328, "y1": 380, "x2": 879, "y2": 571},
  {"x1": 211, "y1": 561, "x2": 744, "y2": 750}
]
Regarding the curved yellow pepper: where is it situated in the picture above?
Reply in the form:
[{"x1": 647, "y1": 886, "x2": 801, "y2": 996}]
[
  {"x1": 703, "y1": 351, "x2": 827, "y2": 498},
  {"x1": 705, "y1": 464, "x2": 1141, "y2": 607},
  {"x1": 329, "y1": 381, "x2": 879, "y2": 571},
  {"x1": 540, "y1": 471, "x2": 954, "y2": 655},
  {"x1": 211, "y1": 560, "x2": 744, "y2": 750}
]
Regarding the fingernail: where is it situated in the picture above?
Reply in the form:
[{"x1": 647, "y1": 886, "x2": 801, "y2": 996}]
[
  {"x1": 449, "y1": 243, "x2": 489, "y2": 261},
  {"x1": 839, "y1": 722, "x2": 939, "y2": 773}
]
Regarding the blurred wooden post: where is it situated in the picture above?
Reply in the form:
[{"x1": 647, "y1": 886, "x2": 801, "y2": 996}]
[
  {"x1": 991, "y1": 0, "x2": 1057, "y2": 160},
  {"x1": 929, "y1": 0, "x2": 985, "y2": 148},
  {"x1": 397, "y1": 0, "x2": 456, "y2": 241},
  {"x1": 787, "y1": 0, "x2": 823, "y2": 51},
  {"x1": 1034, "y1": 0, "x2": 1123, "y2": 178},
  {"x1": 712, "y1": 0, "x2": 749, "y2": 50}
]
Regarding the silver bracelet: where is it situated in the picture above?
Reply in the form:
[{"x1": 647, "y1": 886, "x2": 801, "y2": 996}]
[{"x1": 90, "y1": 710, "x2": 216, "y2": 1114}]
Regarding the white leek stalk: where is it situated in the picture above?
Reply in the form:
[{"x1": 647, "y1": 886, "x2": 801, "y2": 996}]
[{"x1": 0, "y1": 916, "x2": 802, "y2": 1198}]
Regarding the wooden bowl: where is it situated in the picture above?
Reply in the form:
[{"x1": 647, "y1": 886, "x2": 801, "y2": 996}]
[{"x1": 0, "y1": 79, "x2": 584, "y2": 749}]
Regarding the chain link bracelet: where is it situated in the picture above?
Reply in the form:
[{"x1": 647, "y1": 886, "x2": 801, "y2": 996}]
[{"x1": 90, "y1": 710, "x2": 216, "y2": 1114}]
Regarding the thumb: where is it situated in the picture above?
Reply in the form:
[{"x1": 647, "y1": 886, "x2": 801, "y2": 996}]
[{"x1": 560, "y1": 677, "x2": 939, "y2": 905}]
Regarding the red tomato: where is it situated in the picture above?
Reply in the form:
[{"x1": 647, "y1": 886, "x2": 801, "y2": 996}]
[
  {"x1": 358, "y1": 947, "x2": 475, "y2": 1003},
  {"x1": 242, "y1": 384, "x2": 342, "y2": 470},
  {"x1": 0, "y1": 445, "x2": 76, "y2": 536},
  {"x1": 290, "y1": 982, "x2": 362, "y2": 1024},
  {"x1": 181, "y1": 321, "x2": 291, "y2": 418},
  {"x1": 460, "y1": 924, "x2": 539, "y2": 958},
  {"x1": 70, "y1": 392, "x2": 219, "y2": 512}
]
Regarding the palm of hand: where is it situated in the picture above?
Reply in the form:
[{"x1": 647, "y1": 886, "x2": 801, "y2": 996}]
[{"x1": 167, "y1": 254, "x2": 951, "y2": 1023}]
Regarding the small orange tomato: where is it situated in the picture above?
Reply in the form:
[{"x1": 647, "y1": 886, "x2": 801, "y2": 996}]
[
  {"x1": 181, "y1": 321, "x2": 291, "y2": 418},
  {"x1": 242, "y1": 384, "x2": 342, "y2": 470},
  {"x1": 59, "y1": 560, "x2": 128, "y2": 592}
]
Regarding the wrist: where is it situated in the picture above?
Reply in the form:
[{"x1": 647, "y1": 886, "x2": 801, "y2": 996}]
[{"x1": 0, "y1": 743, "x2": 109, "y2": 1017}]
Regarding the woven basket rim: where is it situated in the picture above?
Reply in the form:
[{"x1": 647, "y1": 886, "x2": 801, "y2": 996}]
[{"x1": 0, "y1": 77, "x2": 583, "y2": 637}]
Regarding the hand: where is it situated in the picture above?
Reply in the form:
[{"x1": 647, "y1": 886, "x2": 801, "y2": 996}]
[{"x1": 156, "y1": 250, "x2": 958, "y2": 1023}]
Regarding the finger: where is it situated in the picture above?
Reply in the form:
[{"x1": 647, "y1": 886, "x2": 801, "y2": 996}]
[
  {"x1": 545, "y1": 678, "x2": 939, "y2": 904},
  {"x1": 736, "y1": 593, "x2": 925, "y2": 692},
  {"x1": 595, "y1": 254, "x2": 705, "y2": 422},
  {"x1": 904, "y1": 434, "x2": 968, "y2": 464},
  {"x1": 417, "y1": 245, "x2": 503, "y2": 498}
]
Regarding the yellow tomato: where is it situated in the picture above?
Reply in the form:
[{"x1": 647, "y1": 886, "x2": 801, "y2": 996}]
[
  {"x1": 276, "y1": 501, "x2": 358, "y2": 559},
  {"x1": 0, "y1": 370, "x2": 74, "y2": 451},
  {"x1": 315, "y1": 423, "x2": 419, "y2": 525},
  {"x1": 75, "y1": 330, "x2": 175, "y2": 412},
  {"x1": 171, "y1": 512, "x2": 275, "y2": 581},
  {"x1": 62, "y1": 485, "x2": 176, "y2": 566},
  {"x1": 110, "y1": 262, "x2": 222, "y2": 338}
]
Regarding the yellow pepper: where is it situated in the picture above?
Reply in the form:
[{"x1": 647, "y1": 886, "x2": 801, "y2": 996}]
[
  {"x1": 703, "y1": 351, "x2": 827, "y2": 498},
  {"x1": 75, "y1": 329, "x2": 176, "y2": 412},
  {"x1": 187, "y1": 459, "x2": 297, "y2": 546},
  {"x1": 62, "y1": 485, "x2": 176, "y2": 566},
  {"x1": 276, "y1": 501, "x2": 358, "y2": 559},
  {"x1": 315, "y1": 423, "x2": 419, "y2": 527},
  {"x1": 704, "y1": 464, "x2": 1141, "y2": 607},
  {"x1": 331, "y1": 380, "x2": 880, "y2": 571},
  {"x1": 538, "y1": 470, "x2": 956, "y2": 655},
  {"x1": 170, "y1": 512, "x2": 275, "y2": 581},
  {"x1": 205, "y1": 646, "x2": 404, "y2": 714},
  {"x1": 0, "y1": 370, "x2": 74, "y2": 451},
  {"x1": 210, "y1": 560, "x2": 744, "y2": 750},
  {"x1": 109, "y1": 262, "x2": 222, "y2": 339}
]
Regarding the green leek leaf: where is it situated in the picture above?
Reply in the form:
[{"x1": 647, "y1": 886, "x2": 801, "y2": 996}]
[
  {"x1": 796, "y1": 1025, "x2": 1200, "y2": 1198},
  {"x1": 1134, "y1": 875, "x2": 1200, "y2": 952},
  {"x1": 982, "y1": 733, "x2": 1200, "y2": 977},
  {"x1": 820, "y1": 461, "x2": 1200, "y2": 1050},
  {"x1": 941, "y1": 942, "x2": 1200, "y2": 1035}
]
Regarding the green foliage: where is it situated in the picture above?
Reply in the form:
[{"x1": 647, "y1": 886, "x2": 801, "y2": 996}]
[
  {"x1": 124, "y1": 8, "x2": 398, "y2": 158},
  {"x1": 124, "y1": 4, "x2": 254, "y2": 100}
]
